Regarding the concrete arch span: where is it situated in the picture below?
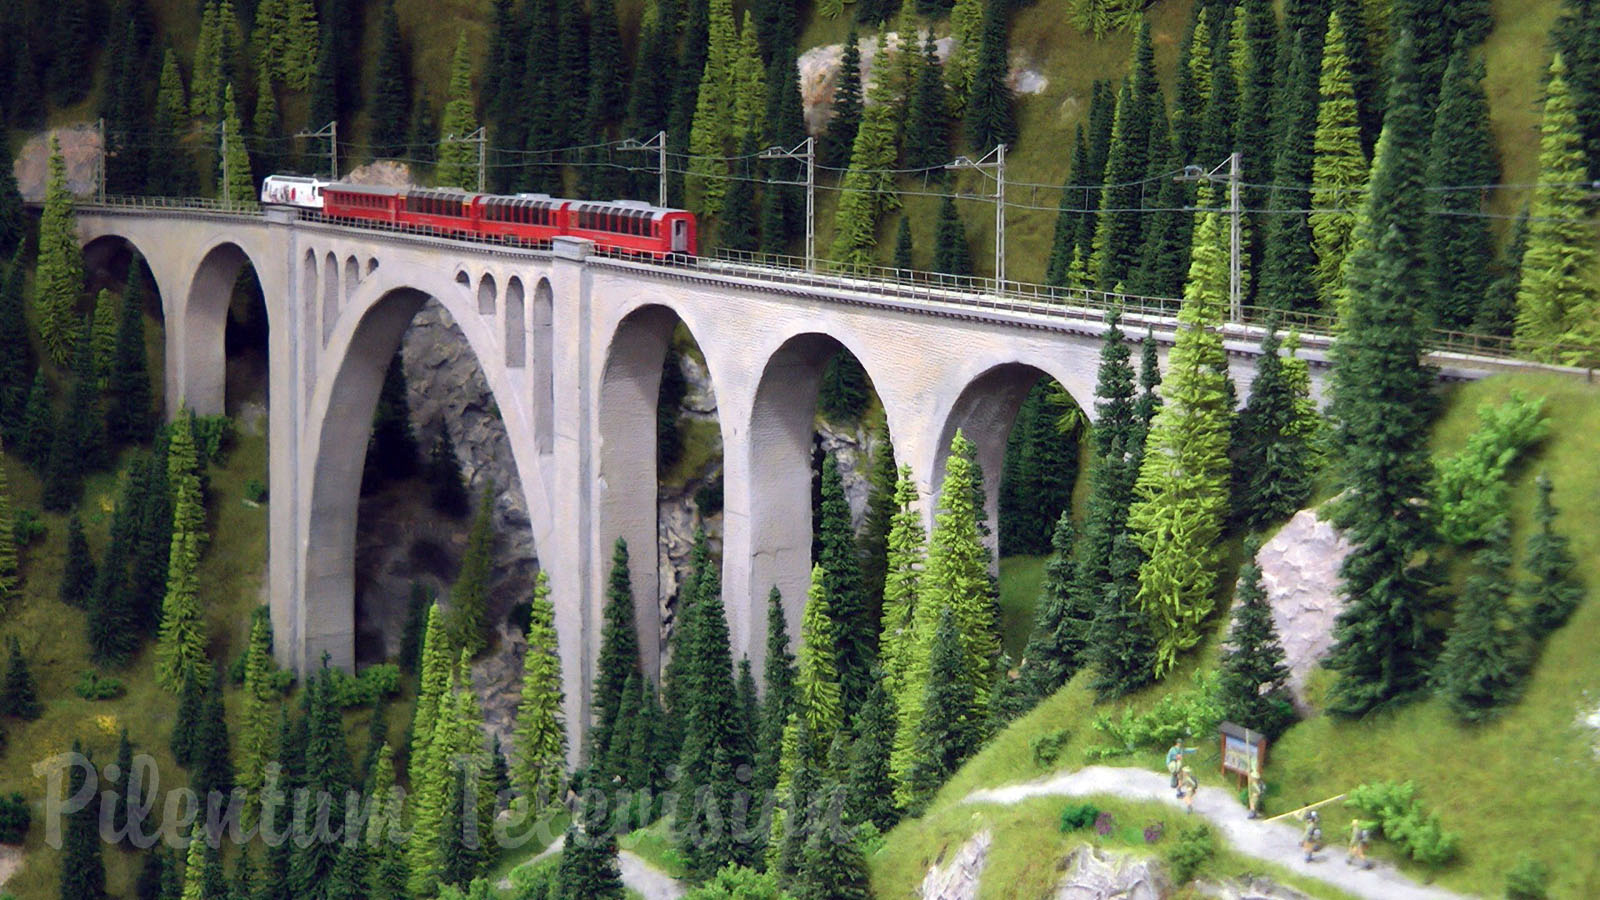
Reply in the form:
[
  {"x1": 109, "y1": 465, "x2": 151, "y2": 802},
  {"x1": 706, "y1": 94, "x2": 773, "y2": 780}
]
[{"x1": 177, "y1": 240, "x2": 283, "y2": 417}]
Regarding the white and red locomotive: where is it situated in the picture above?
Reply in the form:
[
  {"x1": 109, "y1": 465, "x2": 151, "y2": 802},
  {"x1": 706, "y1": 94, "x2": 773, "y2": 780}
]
[{"x1": 259, "y1": 175, "x2": 699, "y2": 259}]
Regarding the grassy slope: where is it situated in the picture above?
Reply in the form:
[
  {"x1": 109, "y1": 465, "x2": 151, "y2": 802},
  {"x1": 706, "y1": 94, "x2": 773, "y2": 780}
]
[{"x1": 879, "y1": 371, "x2": 1600, "y2": 899}]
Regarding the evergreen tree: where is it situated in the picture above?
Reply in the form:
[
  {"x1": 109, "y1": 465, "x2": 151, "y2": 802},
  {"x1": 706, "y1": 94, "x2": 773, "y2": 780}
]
[
  {"x1": 1424, "y1": 42, "x2": 1497, "y2": 331},
  {"x1": 1234, "y1": 328, "x2": 1316, "y2": 530},
  {"x1": 35, "y1": 138, "x2": 84, "y2": 366},
  {"x1": 158, "y1": 418, "x2": 208, "y2": 692},
  {"x1": 760, "y1": 42, "x2": 808, "y2": 253},
  {"x1": 718, "y1": 134, "x2": 762, "y2": 251},
  {"x1": 511, "y1": 571, "x2": 566, "y2": 811},
  {"x1": 410, "y1": 89, "x2": 438, "y2": 166},
  {"x1": 0, "y1": 459, "x2": 15, "y2": 612},
  {"x1": 60, "y1": 740, "x2": 107, "y2": 900},
  {"x1": 86, "y1": 508, "x2": 139, "y2": 666},
  {"x1": 772, "y1": 716, "x2": 819, "y2": 882},
  {"x1": 818, "y1": 454, "x2": 872, "y2": 706},
  {"x1": 932, "y1": 195, "x2": 973, "y2": 276},
  {"x1": 1436, "y1": 516, "x2": 1527, "y2": 725},
  {"x1": 89, "y1": 291, "x2": 118, "y2": 383},
  {"x1": 292, "y1": 666, "x2": 352, "y2": 900},
  {"x1": 822, "y1": 30, "x2": 864, "y2": 168},
  {"x1": 557, "y1": 825, "x2": 625, "y2": 898},
  {"x1": 1086, "y1": 532, "x2": 1157, "y2": 700},
  {"x1": 1045, "y1": 127, "x2": 1092, "y2": 287},
  {"x1": 686, "y1": 0, "x2": 740, "y2": 219},
  {"x1": 0, "y1": 141, "x2": 21, "y2": 259},
  {"x1": 110, "y1": 727, "x2": 137, "y2": 850},
  {"x1": 107, "y1": 265, "x2": 154, "y2": 445},
  {"x1": 0, "y1": 255, "x2": 29, "y2": 441},
  {"x1": 237, "y1": 608, "x2": 277, "y2": 826},
  {"x1": 1551, "y1": 0, "x2": 1600, "y2": 181},
  {"x1": 829, "y1": 32, "x2": 904, "y2": 267},
  {"x1": 218, "y1": 84, "x2": 254, "y2": 209},
  {"x1": 892, "y1": 217, "x2": 915, "y2": 272},
  {"x1": 45, "y1": 0, "x2": 93, "y2": 107},
  {"x1": 191, "y1": 671, "x2": 235, "y2": 805},
  {"x1": 364, "y1": 353, "x2": 418, "y2": 489},
  {"x1": 965, "y1": 0, "x2": 1015, "y2": 152},
  {"x1": 1072, "y1": 81, "x2": 1119, "y2": 279},
  {"x1": 906, "y1": 607, "x2": 979, "y2": 809},
  {"x1": 1014, "y1": 512, "x2": 1092, "y2": 705},
  {"x1": 406, "y1": 604, "x2": 452, "y2": 895},
  {"x1": 428, "y1": 431, "x2": 470, "y2": 517},
  {"x1": 590, "y1": 538, "x2": 639, "y2": 772},
  {"x1": 42, "y1": 324, "x2": 98, "y2": 512},
  {"x1": 171, "y1": 669, "x2": 203, "y2": 767},
  {"x1": 1173, "y1": 6, "x2": 1213, "y2": 165},
  {"x1": 0, "y1": 636, "x2": 41, "y2": 719},
  {"x1": 1476, "y1": 208, "x2": 1529, "y2": 338},
  {"x1": 1323, "y1": 32, "x2": 1441, "y2": 717},
  {"x1": 905, "y1": 31, "x2": 950, "y2": 171},
  {"x1": 859, "y1": 427, "x2": 898, "y2": 617},
  {"x1": 1130, "y1": 129, "x2": 1191, "y2": 299},
  {"x1": 755, "y1": 590, "x2": 797, "y2": 790},
  {"x1": 1218, "y1": 545, "x2": 1296, "y2": 738},
  {"x1": 1514, "y1": 55, "x2": 1600, "y2": 365},
  {"x1": 946, "y1": 0, "x2": 984, "y2": 114},
  {"x1": 250, "y1": 79, "x2": 283, "y2": 182},
  {"x1": 61, "y1": 514, "x2": 96, "y2": 610},
  {"x1": 130, "y1": 448, "x2": 174, "y2": 634},
  {"x1": 448, "y1": 485, "x2": 495, "y2": 656},
  {"x1": 369, "y1": 0, "x2": 411, "y2": 157},
  {"x1": 1521, "y1": 473, "x2": 1583, "y2": 639},
  {"x1": 846, "y1": 673, "x2": 898, "y2": 832},
  {"x1": 1090, "y1": 29, "x2": 1156, "y2": 290},
  {"x1": 148, "y1": 49, "x2": 196, "y2": 197},
  {"x1": 1309, "y1": 11, "x2": 1369, "y2": 312},
  {"x1": 436, "y1": 33, "x2": 480, "y2": 191},
  {"x1": 1128, "y1": 194, "x2": 1234, "y2": 674},
  {"x1": 1235, "y1": 0, "x2": 1278, "y2": 302},
  {"x1": 1258, "y1": 30, "x2": 1320, "y2": 314}
]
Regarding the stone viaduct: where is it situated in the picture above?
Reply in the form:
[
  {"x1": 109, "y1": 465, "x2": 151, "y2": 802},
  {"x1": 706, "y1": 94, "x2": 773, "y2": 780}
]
[{"x1": 72, "y1": 203, "x2": 1517, "y2": 753}]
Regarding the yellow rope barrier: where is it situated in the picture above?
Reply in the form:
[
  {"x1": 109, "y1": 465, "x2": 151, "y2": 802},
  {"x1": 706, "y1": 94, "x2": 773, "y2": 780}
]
[{"x1": 1263, "y1": 793, "x2": 1347, "y2": 823}]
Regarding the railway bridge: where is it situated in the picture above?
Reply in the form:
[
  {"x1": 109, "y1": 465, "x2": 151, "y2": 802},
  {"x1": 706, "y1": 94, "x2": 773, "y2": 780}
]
[{"x1": 70, "y1": 200, "x2": 1540, "y2": 752}]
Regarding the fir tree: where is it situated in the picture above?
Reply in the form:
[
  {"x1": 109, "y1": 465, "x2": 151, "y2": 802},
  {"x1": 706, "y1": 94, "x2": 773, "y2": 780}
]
[
  {"x1": 906, "y1": 607, "x2": 979, "y2": 809},
  {"x1": 822, "y1": 30, "x2": 864, "y2": 168},
  {"x1": 905, "y1": 31, "x2": 950, "y2": 171},
  {"x1": 218, "y1": 84, "x2": 254, "y2": 209},
  {"x1": 511, "y1": 571, "x2": 566, "y2": 812},
  {"x1": 557, "y1": 825, "x2": 625, "y2": 898},
  {"x1": 1233, "y1": 328, "x2": 1316, "y2": 530},
  {"x1": 406, "y1": 605, "x2": 452, "y2": 895},
  {"x1": 148, "y1": 49, "x2": 196, "y2": 197},
  {"x1": 428, "y1": 431, "x2": 470, "y2": 516},
  {"x1": 591, "y1": 538, "x2": 639, "y2": 772},
  {"x1": 158, "y1": 430, "x2": 209, "y2": 691},
  {"x1": 1075, "y1": 310, "x2": 1141, "y2": 655},
  {"x1": 829, "y1": 32, "x2": 904, "y2": 267},
  {"x1": 1514, "y1": 55, "x2": 1600, "y2": 365},
  {"x1": 1087, "y1": 532, "x2": 1156, "y2": 700},
  {"x1": 1235, "y1": 0, "x2": 1278, "y2": 302},
  {"x1": 1424, "y1": 42, "x2": 1496, "y2": 331},
  {"x1": 61, "y1": 515, "x2": 96, "y2": 610},
  {"x1": 0, "y1": 141, "x2": 21, "y2": 259},
  {"x1": 89, "y1": 290, "x2": 118, "y2": 382},
  {"x1": 191, "y1": 671, "x2": 235, "y2": 805},
  {"x1": 363, "y1": 353, "x2": 418, "y2": 489},
  {"x1": 1323, "y1": 32, "x2": 1441, "y2": 717},
  {"x1": 718, "y1": 134, "x2": 762, "y2": 251},
  {"x1": 946, "y1": 0, "x2": 984, "y2": 114},
  {"x1": 818, "y1": 454, "x2": 872, "y2": 706},
  {"x1": 0, "y1": 636, "x2": 41, "y2": 719},
  {"x1": 858, "y1": 428, "x2": 898, "y2": 618},
  {"x1": 755, "y1": 586, "x2": 796, "y2": 795},
  {"x1": 1258, "y1": 30, "x2": 1320, "y2": 314},
  {"x1": 86, "y1": 511, "x2": 139, "y2": 666},
  {"x1": 0, "y1": 461, "x2": 18, "y2": 612},
  {"x1": 130, "y1": 448, "x2": 174, "y2": 634},
  {"x1": 1072, "y1": 81, "x2": 1119, "y2": 277},
  {"x1": 1045, "y1": 127, "x2": 1092, "y2": 287},
  {"x1": 42, "y1": 324, "x2": 98, "y2": 511},
  {"x1": 760, "y1": 43, "x2": 808, "y2": 253},
  {"x1": 448, "y1": 484, "x2": 495, "y2": 656},
  {"x1": 107, "y1": 264, "x2": 154, "y2": 445},
  {"x1": 1309, "y1": 11, "x2": 1368, "y2": 312},
  {"x1": 436, "y1": 33, "x2": 480, "y2": 191},
  {"x1": 1436, "y1": 516, "x2": 1528, "y2": 722},
  {"x1": 1552, "y1": 0, "x2": 1600, "y2": 181},
  {"x1": 1218, "y1": 545, "x2": 1296, "y2": 738},
  {"x1": 250, "y1": 79, "x2": 283, "y2": 182},
  {"x1": 171, "y1": 669, "x2": 204, "y2": 766},
  {"x1": 0, "y1": 255, "x2": 29, "y2": 440},
  {"x1": 932, "y1": 195, "x2": 973, "y2": 276},
  {"x1": 1476, "y1": 208, "x2": 1529, "y2": 338},
  {"x1": 1128, "y1": 193, "x2": 1234, "y2": 674},
  {"x1": 295, "y1": 664, "x2": 354, "y2": 900},
  {"x1": 892, "y1": 217, "x2": 916, "y2": 272},
  {"x1": 34, "y1": 139, "x2": 84, "y2": 366},
  {"x1": 965, "y1": 0, "x2": 1015, "y2": 152},
  {"x1": 1521, "y1": 473, "x2": 1583, "y2": 638},
  {"x1": 60, "y1": 740, "x2": 107, "y2": 900},
  {"x1": 685, "y1": 0, "x2": 740, "y2": 219},
  {"x1": 369, "y1": 0, "x2": 410, "y2": 157},
  {"x1": 1014, "y1": 512, "x2": 1091, "y2": 705},
  {"x1": 1173, "y1": 6, "x2": 1213, "y2": 164},
  {"x1": 1090, "y1": 30, "x2": 1156, "y2": 290},
  {"x1": 237, "y1": 608, "x2": 277, "y2": 826},
  {"x1": 847, "y1": 673, "x2": 899, "y2": 832}
]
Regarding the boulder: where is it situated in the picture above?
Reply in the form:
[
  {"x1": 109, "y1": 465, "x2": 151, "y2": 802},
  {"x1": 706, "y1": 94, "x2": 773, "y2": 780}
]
[
  {"x1": 920, "y1": 828, "x2": 991, "y2": 900},
  {"x1": 1254, "y1": 508, "x2": 1355, "y2": 710},
  {"x1": 1053, "y1": 846, "x2": 1171, "y2": 900},
  {"x1": 13, "y1": 125, "x2": 101, "y2": 201}
]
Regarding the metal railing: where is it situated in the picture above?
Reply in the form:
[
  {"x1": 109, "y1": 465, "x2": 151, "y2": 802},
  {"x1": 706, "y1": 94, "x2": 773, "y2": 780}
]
[{"x1": 69, "y1": 197, "x2": 1595, "y2": 369}]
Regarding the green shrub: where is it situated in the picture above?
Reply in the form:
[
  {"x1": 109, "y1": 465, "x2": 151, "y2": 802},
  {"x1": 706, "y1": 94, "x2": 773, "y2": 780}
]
[
  {"x1": 1505, "y1": 855, "x2": 1550, "y2": 900},
  {"x1": 1090, "y1": 670, "x2": 1224, "y2": 756},
  {"x1": 73, "y1": 670, "x2": 126, "y2": 700},
  {"x1": 1434, "y1": 392, "x2": 1548, "y2": 544},
  {"x1": 244, "y1": 478, "x2": 267, "y2": 503},
  {"x1": 191, "y1": 415, "x2": 235, "y2": 465},
  {"x1": 325, "y1": 664, "x2": 402, "y2": 708},
  {"x1": 12, "y1": 510, "x2": 44, "y2": 548},
  {"x1": 1031, "y1": 727, "x2": 1073, "y2": 768},
  {"x1": 694, "y1": 477, "x2": 724, "y2": 517},
  {"x1": 1163, "y1": 823, "x2": 1215, "y2": 884},
  {"x1": 0, "y1": 793, "x2": 29, "y2": 843},
  {"x1": 1059, "y1": 802, "x2": 1100, "y2": 832},
  {"x1": 1346, "y1": 781, "x2": 1460, "y2": 868}
]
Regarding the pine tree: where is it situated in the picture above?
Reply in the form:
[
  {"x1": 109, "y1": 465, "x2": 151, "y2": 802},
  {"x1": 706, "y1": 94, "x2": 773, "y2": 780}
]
[
  {"x1": 753, "y1": 587, "x2": 796, "y2": 793},
  {"x1": 428, "y1": 431, "x2": 470, "y2": 516},
  {"x1": 0, "y1": 141, "x2": 22, "y2": 259},
  {"x1": 156, "y1": 530, "x2": 207, "y2": 692},
  {"x1": 1086, "y1": 532, "x2": 1157, "y2": 700},
  {"x1": 1128, "y1": 194, "x2": 1234, "y2": 674},
  {"x1": 1075, "y1": 310, "x2": 1141, "y2": 662},
  {"x1": 858, "y1": 428, "x2": 898, "y2": 619},
  {"x1": 760, "y1": 42, "x2": 808, "y2": 253},
  {"x1": 590, "y1": 538, "x2": 639, "y2": 772},
  {"x1": 686, "y1": 0, "x2": 740, "y2": 218},
  {"x1": 822, "y1": 30, "x2": 863, "y2": 168},
  {"x1": 817, "y1": 454, "x2": 872, "y2": 706},
  {"x1": 0, "y1": 636, "x2": 40, "y2": 719},
  {"x1": 718, "y1": 134, "x2": 762, "y2": 251},
  {"x1": 191, "y1": 671, "x2": 235, "y2": 805},
  {"x1": 906, "y1": 607, "x2": 979, "y2": 809},
  {"x1": 1235, "y1": 0, "x2": 1278, "y2": 303},
  {"x1": 965, "y1": 0, "x2": 1015, "y2": 152},
  {"x1": 1173, "y1": 6, "x2": 1212, "y2": 164},
  {"x1": 1514, "y1": 55, "x2": 1600, "y2": 365},
  {"x1": 192, "y1": 2, "x2": 222, "y2": 120},
  {"x1": 448, "y1": 484, "x2": 495, "y2": 656},
  {"x1": 406, "y1": 605, "x2": 452, "y2": 895},
  {"x1": 171, "y1": 669, "x2": 204, "y2": 766},
  {"x1": 1090, "y1": 29, "x2": 1156, "y2": 290},
  {"x1": 1436, "y1": 517, "x2": 1526, "y2": 722},
  {"x1": 106, "y1": 266, "x2": 153, "y2": 446},
  {"x1": 369, "y1": 0, "x2": 410, "y2": 157},
  {"x1": 110, "y1": 728, "x2": 135, "y2": 849},
  {"x1": 42, "y1": 324, "x2": 99, "y2": 512},
  {"x1": 0, "y1": 461, "x2": 17, "y2": 613},
  {"x1": 1045, "y1": 127, "x2": 1091, "y2": 287},
  {"x1": 946, "y1": 0, "x2": 984, "y2": 115},
  {"x1": 843, "y1": 672, "x2": 898, "y2": 832},
  {"x1": 829, "y1": 32, "x2": 904, "y2": 267},
  {"x1": 1014, "y1": 512, "x2": 1092, "y2": 705},
  {"x1": 1323, "y1": 32, "x2": 1441, "y2": 717},
  {"x1": 0, "y1": 255, "x2": 29, "y2": 441},
  {"x1": 1476, "y1": 208, "x2": 1529, "y2": 338},
  {"x1": 237, "y1": 608, "x2": 278, "y2": 826},
  {"x1": 1521, "y1": 473, "x2": 1583, "y2": 639},
  {"x1": 437, "y1": 33, "x2": 480, "y2": 191},
  {"x1": 905, "y1": 31, "x2": 950, "y2": 171},
  {"x1": 130, "y1": 449, "x2": 174, "y2": 634},
  {"x1": 148, "y1": 50, "x2": 196, "y2": 197},
  {"x1": 218, "y1": 84, "x2": 255, "y2": 209},
  {"x1": 1233, "y1": 328, "x2": 1316, "y2": 530},
  {"x1": 795, "y1": 563, "x2": 844, "y2": 743},
  {"x1": 1309, "y1": 11, "x2": 1369, "y2": 312},
  {"x1": 60, "y1": 740, "x2": 107, "y2": 900},
  {"x1": 60, "y1": 514, "x2": 96, "y2": 610},
  {"x1": 86, "y1": 506, "x2": 139, "y2": 666},
  {"x1": 1552, "y1": 0, "x2": 1600, "y2": 181},
  {"x1": 557, "y1": 825, "x2": 625, "y2": 898},
  {"x1": 35, "y1": 138, "x2": 84, "y2": 366},
  {"x1": 511, "y1": 570, "x2": 566, "y2": 811},
  {"x1": 772, "y1": 716, "x2": 820, "y2": 882},
  {"x1": 363, "y1": 353, "x2": 418, "y2": 489},
  {"x1": 1218, "y1": 545, "x2": 1296, "y2": 738},
  {"x1": 932, "y1": 195, "x2": 973, "y2": 276},
  {"x1": 1424, "y1": 42, "x2": 1497, "y2": 331},
  {"x1": 1258, "y1": 30, "x2": 1320, "y2": 314}
]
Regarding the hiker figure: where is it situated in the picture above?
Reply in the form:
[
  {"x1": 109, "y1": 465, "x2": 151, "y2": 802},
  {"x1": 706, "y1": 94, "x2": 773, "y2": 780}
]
[
  {"x1": 1346, "y1": 820, "x2": 1374, "y2": 869},
  {"x1": 1178, "y1": 766, "x2": 1198, "y2": 814},
  {"x1": 1246, "y1": 761, "x2": 1264, "y2": 819},
  {"x1": 1166, "y1": 739, "x2": 1195, "y2": 792},
  {"x1": 1300, "y1": 810, "x2": 1323, "y2": 862}
]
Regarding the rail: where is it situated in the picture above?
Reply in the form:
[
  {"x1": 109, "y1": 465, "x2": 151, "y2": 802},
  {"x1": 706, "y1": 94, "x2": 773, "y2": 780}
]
[{"x1": 68, "y1": 196, "x2": 1593, "y2": 368}]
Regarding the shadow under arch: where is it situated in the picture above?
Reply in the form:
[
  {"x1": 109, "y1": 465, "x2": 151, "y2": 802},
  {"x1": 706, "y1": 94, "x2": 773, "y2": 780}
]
[
  {"x1": 179, "y1": 240, "x2": 279, "y2": 418},
  {"x1": 596, "y1": 302, "x2": 727, "y2": 680},
  {"x1": 929, "y1": 362, "x2": 1091, "y2": 562}
]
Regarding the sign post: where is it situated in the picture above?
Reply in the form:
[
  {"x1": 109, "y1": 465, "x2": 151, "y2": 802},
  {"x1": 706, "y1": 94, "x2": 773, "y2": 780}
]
[{"x1": 1218, "y1": 721, "x2": 1268, "y2": 788}]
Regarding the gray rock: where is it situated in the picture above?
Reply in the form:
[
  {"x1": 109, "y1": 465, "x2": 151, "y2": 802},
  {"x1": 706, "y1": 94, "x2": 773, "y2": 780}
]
[
  {"x1": 920, "y1": 828, "x2": 991, "y2": 900},
  {"x1": 1254, "y1": 508, "x2": 1355, "y2": 710},
  {"x1": 1053, "y1": 846, "x2": 1172, "y2": 900}
]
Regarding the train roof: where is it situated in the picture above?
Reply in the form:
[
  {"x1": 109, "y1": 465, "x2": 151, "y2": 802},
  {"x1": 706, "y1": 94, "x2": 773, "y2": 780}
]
[{"x1": 311, "y1": 180, "x2": 693, "y2": 216}]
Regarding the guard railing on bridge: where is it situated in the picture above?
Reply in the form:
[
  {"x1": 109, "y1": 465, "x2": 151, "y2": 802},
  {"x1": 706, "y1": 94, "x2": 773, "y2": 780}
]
[{"x1": 69, "y1": 197, "x2": 1593, "y2": 369}]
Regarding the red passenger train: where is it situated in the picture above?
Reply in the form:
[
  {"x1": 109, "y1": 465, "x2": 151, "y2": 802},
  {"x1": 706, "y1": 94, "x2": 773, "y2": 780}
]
[{"x1": 259, "y1": 175, "x2": 699, "y2": 258}]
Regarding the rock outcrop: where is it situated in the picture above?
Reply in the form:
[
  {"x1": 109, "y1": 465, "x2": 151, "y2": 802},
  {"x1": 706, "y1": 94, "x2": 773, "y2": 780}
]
[
  {"x1": 1053, "y1": 846, "x2": 1171, "y2": 900},
  {"x1": 1254, "y1": 508, "x2": 1355, "y2": 709},
  {"x1": 920, "y1": 828, "x2": 991, "y2": 900},
  {"x1": 12, "y1": 125, "x2": 101, "y2": 201},
  {"x1": 1194, "y1": 875, "x2": 1316, "y2": 900}
]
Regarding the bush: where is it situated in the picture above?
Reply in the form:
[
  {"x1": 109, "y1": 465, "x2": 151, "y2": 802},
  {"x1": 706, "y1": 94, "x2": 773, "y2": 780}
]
[
  {"x1": 244, "y1": 478, "x2": 267, "y2": 503},
  {"x1": 12, "y1": 510, "x2": 44, "y2": 548},
  {"x1": 1059, "y1": 802, "x2": 1100, "y2": 832},
  {"x1": 191, "y1": 415, "x2": 235, "y2": 465},
  {"x1": 1031, "y1": 727, "x2": 1073, "y2": 768},
  {"x1": 1346, "y1": 781, "x2": 1460, "y2": 868},
  {"x1": 1089, "y1": 670, "x2": 1224, "y2": 757},
  {"x1": 1434, "y1": 392, "x2": 1548, "y2": 544},
  {"x1": 694, "y1": 477, "x2": 724, "y2": 517},
  {"x1": 0, "y1": 793, "x2": 28, "y2": 843},
  {"x1": 1505, "y1": 856, "x2": 1550, "y2": 900},
  {"x1": 1164, "y1": 823, "x2": 1215, "y2": 884},
  {"x1": 325, "y1": 664, "x2": 402, "y2": 708},
  {"x1": 73, "y1": 670, "x2": 125, "y2": 700}
]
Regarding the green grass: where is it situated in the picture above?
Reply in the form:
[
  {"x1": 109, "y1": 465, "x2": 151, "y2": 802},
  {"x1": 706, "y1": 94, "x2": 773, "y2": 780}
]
[
  {"x1": 997, "y1": 554, "x2": 1047, "y2": 660},
  {"x1": 617, "y1": 817, "x2": 689, "y2": 879},
  {"x1": 882, "y1": 371, "x2": 1600, "y2": 899},
  {"x1": 661, "y1": 417, "x2": 724, "y2": 490}
]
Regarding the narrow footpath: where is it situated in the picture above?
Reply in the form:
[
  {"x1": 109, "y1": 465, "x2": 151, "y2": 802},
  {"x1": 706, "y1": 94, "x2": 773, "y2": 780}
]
[
  {"x1": 961, "y1": 766, "x2": 1467, "y2": 900},
  {"x1": 498, "y1": 836, "x2": 687, "y2": 900}
]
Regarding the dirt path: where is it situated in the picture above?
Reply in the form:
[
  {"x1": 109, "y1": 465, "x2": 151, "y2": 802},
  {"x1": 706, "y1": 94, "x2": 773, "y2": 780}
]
[
  {"x1": 497, "y1": 837, "x2": 686, "y2": 900},
  {"x1": 961, "y1": 765, "x2": 1465, "y2": 900}
]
